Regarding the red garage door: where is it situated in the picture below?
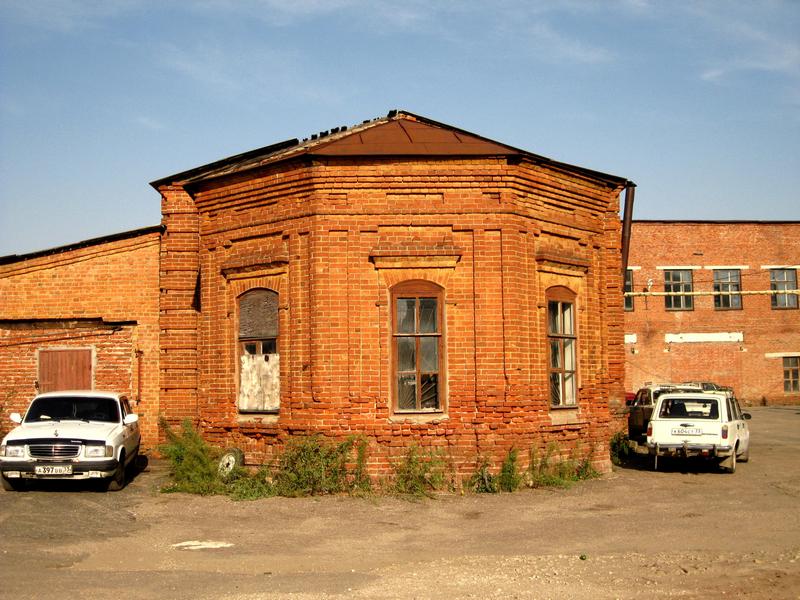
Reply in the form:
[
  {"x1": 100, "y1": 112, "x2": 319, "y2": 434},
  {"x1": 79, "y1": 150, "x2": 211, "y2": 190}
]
[{"x1": 38, "y1": 349, "x2": 92, "y2": 392}]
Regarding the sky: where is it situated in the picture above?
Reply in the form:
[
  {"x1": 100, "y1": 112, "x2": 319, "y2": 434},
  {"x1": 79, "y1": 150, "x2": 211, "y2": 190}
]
[{"x1": 1, "y1": 0, "x2": 798, "y2": 257}]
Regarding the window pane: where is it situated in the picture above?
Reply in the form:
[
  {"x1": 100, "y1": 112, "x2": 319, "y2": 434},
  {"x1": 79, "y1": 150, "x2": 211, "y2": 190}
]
[
  {"x1": 420, "y1": 337, "x2": 438, "y2": 373},
  {"x1": 244, "y1": 342, "x2": 257, "y2": 354},
  {"x1": 562, "y1": 303, "x2": 573, "y2": 335},
  {"x1": 397, "y1": 337, "x2": 416, "y2": 372},
  {"x1": 396, "y1": 298, "x2": 416, "y2": 333},
  {"x1": 665, "y1": 270, "x2": 693, "y2": 310},
  {"x1": 550, "y1": 340, "x2": 561, "y2": 368},
  {"x1": 420, "y1": 374, "x2": 438, "y2": 409},
  {"x1": 564, "y1": 373, "x2": 576, "y2": 405},
  {"x1": 564, "y1": 339, "x2": 575, "y2": 372},
  {"x1": 548, "y1": 301, "x2": 560, "y2": 334},
  {"x1": 419, "y1": 298, "x2": 437, "y2": 333},
  {"x1": 262, "y1": 339, "x2": 277, "y2": 354},
  {"x1": 771, "y1": 269, "x2": 798, "y2": 309},
  {"x1": 397, "y1": 374, "x2": 417, "y2": 410},
  {"x1": 550, "y1": 373, "x2": 562, "y2": 406},
  {"x1": 624, "y1": 270, "x2": 634, "y2": 311}
]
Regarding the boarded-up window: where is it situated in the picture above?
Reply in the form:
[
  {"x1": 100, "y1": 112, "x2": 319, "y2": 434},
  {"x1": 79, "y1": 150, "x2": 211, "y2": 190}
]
[
  {"x1": 38, "y1": 349, "x2": 93, "y2": 393},
  {"x1": 238, "y1": 289, "x2": 280, "y2": 412}
]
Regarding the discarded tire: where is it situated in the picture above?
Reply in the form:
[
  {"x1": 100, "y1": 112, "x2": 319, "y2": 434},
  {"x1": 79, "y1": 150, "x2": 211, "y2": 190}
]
[{"x1": 218, "y1": 448, "x2": 244, "y2": 476}]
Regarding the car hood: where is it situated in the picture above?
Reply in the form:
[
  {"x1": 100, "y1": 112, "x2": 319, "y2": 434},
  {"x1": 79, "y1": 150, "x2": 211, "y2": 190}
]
[{"x1": 2, "y1": 420, "x2": 120, "y2": 444}]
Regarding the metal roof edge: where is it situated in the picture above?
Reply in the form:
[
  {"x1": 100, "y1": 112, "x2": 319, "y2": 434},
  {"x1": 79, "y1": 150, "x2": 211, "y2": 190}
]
[
  {"x1": 149, "y1": 110, "x2": 630, "y2": 191},
  {"x1": 396, "y1": 110, "x2": 629, "y2": 188},
  {"x1": 0, "y1": 225, "x2": 164, "y2": 266}
]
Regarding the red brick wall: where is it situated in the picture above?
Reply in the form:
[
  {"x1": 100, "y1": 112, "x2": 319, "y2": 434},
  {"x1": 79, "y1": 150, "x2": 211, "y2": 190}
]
[
  {"x1": 624, "y1": 221, "x2": 800, "y2": 406},
  {"x1": 0, "y1": 232, "x2": 161, "y2": 446},
  {"x1": 158, "y1": 152, "x2": 626, "y2": 477}
]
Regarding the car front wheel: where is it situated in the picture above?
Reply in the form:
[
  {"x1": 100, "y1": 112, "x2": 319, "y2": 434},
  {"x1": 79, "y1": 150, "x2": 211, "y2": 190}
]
[
  {"x1": 107, "y1": 451, "x2": 127, "y2": 491},
  {"x1": 1, "y1": 475, "x2": 24, "y2": 492}
]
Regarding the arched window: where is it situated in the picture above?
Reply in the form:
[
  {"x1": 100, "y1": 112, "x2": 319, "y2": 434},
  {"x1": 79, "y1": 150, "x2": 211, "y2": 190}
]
[
  {"x1": 238, "y1": 288, "x2": 280, "y2": 412},
  {"x1": 392, "y1": 280, "x2": 444, "y2": 412},
  {"x1": 547, "y1": 286, "x2": 578, "y2": 407}
]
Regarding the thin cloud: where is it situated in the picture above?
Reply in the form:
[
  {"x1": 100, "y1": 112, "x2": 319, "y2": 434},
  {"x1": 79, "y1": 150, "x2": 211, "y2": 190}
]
[
  {"x1": 135, "y1": 116, "x2": 165, "y2": 131},
  {"x1": 691, "y1": 4, "x2": 800, "y2": 83},
  {"x1": 526, "y1": 22, "x2": 614, "y2": 64},
  {"x1": 0, "y1": 0, "x2": 143, "y2": 33}
]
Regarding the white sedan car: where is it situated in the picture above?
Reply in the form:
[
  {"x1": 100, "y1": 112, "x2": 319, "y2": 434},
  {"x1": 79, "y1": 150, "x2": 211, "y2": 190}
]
[{"x1": 0, "y1": 391, "x2": 140, "y2": 491}]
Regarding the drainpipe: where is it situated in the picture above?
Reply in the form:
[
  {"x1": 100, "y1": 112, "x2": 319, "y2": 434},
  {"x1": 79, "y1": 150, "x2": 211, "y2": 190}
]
[{"x1": 620, "y1": 182, "x2": 636, "y2": 278}]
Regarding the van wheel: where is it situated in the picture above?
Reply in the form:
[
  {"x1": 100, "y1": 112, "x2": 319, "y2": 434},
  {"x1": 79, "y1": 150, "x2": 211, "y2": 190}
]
[
  {"x1": 107, "y1": 451, "x2": 127, "y2": 491},
  {"x1": 738, "y1": 445, "x2": 750, "y2": 463},
  {"x1": 721, "y1": 451, "x2": 736, "y2": 474}
]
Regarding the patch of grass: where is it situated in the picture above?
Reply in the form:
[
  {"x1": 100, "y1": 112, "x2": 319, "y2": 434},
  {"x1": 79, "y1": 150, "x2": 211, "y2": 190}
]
[
  {"x1": 609, "y1": 430, "x2": 632, "y2": 466},
  {"x1": 391, "y1": 445, "x2": 447, "y2": 498},
  {"x1": 158, "y1": 420, "x2": 372, "y2": 500},
  {"x1": 527, "y1": 442, "x2": 599, "y2": 489},
  {"x1": 227, "y1": 467, "x2": 276, "y2": 500}
]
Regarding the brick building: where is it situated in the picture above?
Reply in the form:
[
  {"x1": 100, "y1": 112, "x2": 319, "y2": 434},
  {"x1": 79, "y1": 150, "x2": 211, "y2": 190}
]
[
  {"x1": 0, "y1": 227, "x2": 162, "y2": 445},
  {"x1": 151, "y1": 110, "x2": 632, "y2": 475},
  {"x1": 624, "y1": 220, "x2": 800, "y2": 405}
]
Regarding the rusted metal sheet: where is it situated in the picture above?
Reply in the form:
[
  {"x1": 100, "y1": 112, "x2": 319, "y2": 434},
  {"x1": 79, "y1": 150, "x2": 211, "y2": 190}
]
[{"x1": 315, "y1": 120, "x2": 517, "y2": 156}]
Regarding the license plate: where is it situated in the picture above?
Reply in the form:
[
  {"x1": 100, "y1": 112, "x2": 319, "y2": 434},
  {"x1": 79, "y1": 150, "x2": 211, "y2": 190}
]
[
  {"x1": 671, "y1": 428, "x2": 701, "y2": 436},
  {"x1": 34, "y1": 465, "x2": 72, "y2": 475}
]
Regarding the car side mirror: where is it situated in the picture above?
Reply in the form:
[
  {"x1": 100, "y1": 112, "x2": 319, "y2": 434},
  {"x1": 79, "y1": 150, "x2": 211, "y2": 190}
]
[
  {"x1": 10, "y1": 413, "x2": 22, "y2": 424},
  {"x1": 742, "y1": 413, "x2": 752, "y2": 420},
  {"x1": 123, "y1": 414, "x2": 139, "y2": 425}
]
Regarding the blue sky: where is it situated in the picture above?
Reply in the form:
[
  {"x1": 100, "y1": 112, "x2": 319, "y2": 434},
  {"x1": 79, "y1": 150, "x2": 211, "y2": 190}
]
[{"x1": 1, "y1": 0, "x2": 798, "y2": 257}]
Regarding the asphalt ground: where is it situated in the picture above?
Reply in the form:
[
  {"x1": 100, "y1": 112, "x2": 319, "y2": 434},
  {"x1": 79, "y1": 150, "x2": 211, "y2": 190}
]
[{"x1": 1, "y1": 405, "x2": 798, "y2": 599}]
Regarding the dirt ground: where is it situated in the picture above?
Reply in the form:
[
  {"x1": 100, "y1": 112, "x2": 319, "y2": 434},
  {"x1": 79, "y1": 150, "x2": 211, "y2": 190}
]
[{"x1": 1, "y1": 406, "x2": 799, "y2": 600}]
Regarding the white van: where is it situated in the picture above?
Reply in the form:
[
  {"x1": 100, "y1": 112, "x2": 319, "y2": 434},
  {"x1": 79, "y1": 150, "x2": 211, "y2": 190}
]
[{"x1": 646, "y1": 392, "x2": 751, "y2": 473}]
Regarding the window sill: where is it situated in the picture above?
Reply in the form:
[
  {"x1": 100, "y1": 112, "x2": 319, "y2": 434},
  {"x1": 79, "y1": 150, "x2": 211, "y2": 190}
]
[
  {"x1": 390, "y1": 412, "x2": 448, "y2": 424},
  {"x1": 237, "y1": 412, "x2": 279, "y2": 425}
]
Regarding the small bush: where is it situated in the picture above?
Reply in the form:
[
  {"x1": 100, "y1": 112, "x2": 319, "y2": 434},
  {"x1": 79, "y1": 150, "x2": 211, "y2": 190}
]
[
  {"x1": 468, "y1": 457, "x2": 498, "y2": 493},
  {"x1": 272, "y1": 434, "x2": 357, "y2": 497},
  {"x1": 499, "y1": 448, "x2": 523, "y2": 492},
  {"x1": 391, "y1": 445, "x2": 446, "y2": 498},
  {"x1": 159, "y1": 420, "x2": 371, "y2": 499},
  {"x1": 609, "y1": 430, "x2": 631, "y2": 466},
  {"x1": 159, "y1": 418, "x2": 225, "y2": 495}
]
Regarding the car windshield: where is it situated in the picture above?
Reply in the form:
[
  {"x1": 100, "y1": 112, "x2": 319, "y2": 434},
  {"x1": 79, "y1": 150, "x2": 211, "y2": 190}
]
[
  {"x1": 659, "y1": 397, "x2": 719, "y2": 420},
  {"x1": 24, "y1": 396, "x2": 120, "y2": 423}
]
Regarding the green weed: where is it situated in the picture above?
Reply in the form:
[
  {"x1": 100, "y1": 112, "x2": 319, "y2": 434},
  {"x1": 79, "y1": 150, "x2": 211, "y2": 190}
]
[
  {"x1": 391, "y1": 445, "x2": 447, "y2": 498},
  {"x1": 468, "y1": 457, "x2": 498, "y2": 493},
  {"x1": 609, "y1": 430, "x2": 632, "y2": 466}
]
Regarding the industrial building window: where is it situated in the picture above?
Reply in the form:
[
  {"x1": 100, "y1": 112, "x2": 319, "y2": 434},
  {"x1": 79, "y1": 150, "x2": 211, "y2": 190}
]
[
  {"x1": 548, "y1": 287, "x2": 577, "y2": 407},
  {"x1": 392, "y1": 281, "x2": 443, "y2": 412},
  {"x1": 713, "y1": 269, "x2": 742, "y2": 310},
  {"x1": 624, "y1": 269, "x2": 634, "y2": 311},
  {"x1": 785, "y1": 357, "x2": 800, "y2": 393},
  {"x1": 771, "y1": 269, "x2": 798, "y2": 309},
  {"x1": 238, "y1": 288, "x2": 280, "y2": 412},
  {"x1": 664, "y1": 270, "x2": 693, "y2": 310}
]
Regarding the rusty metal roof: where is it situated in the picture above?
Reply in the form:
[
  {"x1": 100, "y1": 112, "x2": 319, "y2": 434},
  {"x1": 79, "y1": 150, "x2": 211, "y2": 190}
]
[{"x1": 150, "y1": 110, "x2": 628, "y2": 190}]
